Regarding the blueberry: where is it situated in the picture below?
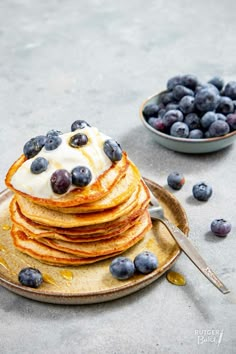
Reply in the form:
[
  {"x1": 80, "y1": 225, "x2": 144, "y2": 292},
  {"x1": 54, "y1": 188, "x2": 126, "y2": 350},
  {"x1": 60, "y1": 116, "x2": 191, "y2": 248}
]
[
  {"x1": 192, "y1": 182, "x2": 212, "y2": 201},
  {"x1": 23, "y1": 135, "x2": 46, "y2": 159},
  {"x1": 179, "y1": 95, "x2": 195, "y2": 114},
  {"x1": 172, "y1": 85, "x2": 194, "y2": 101},
  {"x1": 208, "y1": 120, "x2": 230, "y2": 137},
  {"x1": 224, "y1": 81, "x2": 236, "y2": 100},
  {"x1": 160, "y1": 91, "x2": 175, "y2": 105},
  {"x1": 134, "y1": 251, "x2": 158, "y2": 274},
  {"x1": 148, "y1": 117, "x2": 165, "y2": 132},
  {"x1": 30, "y1": 157, "x2": 48, "y2": 174},
  {"x1": 216, "y1": 113, "x2": 227, "y2": 121},
  {"x1": 103, "y1": 139, "x2": 122, "y2": 162},
  {"x1": 189, "y1": 129, "x2": 204, "y2": 139},
  {"x1": 208, "y1": 76, "x2": 224, "y2": 91},
  {"x1": 200, "y1": 112, "x2": 217, "y2": 129},
  {"x1": 69, "y1": 133, "x2": 88, "y2": 148},
  {"x1": 182, "y1": 74, "x2": 199, "y2": 90},
  {"x1": 45, "y1": 135, "x2": 62, "y2": 151},
  {"x1": 196, "y1": 83, "x2": 220, "y2": 95},
  {"x1": 143, "y1": 103, "x2": 159, "y2": 118},
  {"x1": 18, "y1": 267, "x2": 43, "y2": 288},
  {"x1": 165, "y1": 103, "x2": 179, "y2": 111},
  {"x1": 71, "y1": 166, "x2": 92, "y2": 187},
  {"x1": 158, "y1": 108, "x2": 166, "y2": 118},
  {"x1": 167, "y1": 75, "x2": 183, "y2": 90},
  {"x1": 216, "y1": 96, "x2": 234, "y2": 114},
  {"x1": 162, "y1": 109, "x2": 183, "y2": 128},
  {"x1": 71, "y1": 120, "x2": 91, "y2": 131},
  {"x1": 50, "y1": 169, "x2": 71, "y2": 194},
  {"x1": 226, "y1": 113, "x2": 236, "y2": 130},
  {"x1": 170, "y1": 122, "x2": 189, "y2": 138},
  {"x1": 195, "y1": 88, "x2": 219, "y2": 112},
  {"x1": 109, "y1": 257, "x2": 135, "y2": 280},
  {"x1": 210, "y1": 219, "x2": 232, "y2": 237},
  {"x1": 46, "y1": 129, "x2": 62, "y2": 137},
  {"x1": 167, "y1": 171, "x2": 185, "y2": 190},
  {"x1": 184, "y1": 113, "x2": 200, "y2": 130}
]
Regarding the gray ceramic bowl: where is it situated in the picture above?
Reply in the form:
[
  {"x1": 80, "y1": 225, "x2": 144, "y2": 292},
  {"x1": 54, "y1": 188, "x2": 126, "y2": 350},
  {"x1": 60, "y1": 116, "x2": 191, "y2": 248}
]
[{"x1": 140, "y1": 91, "x2": 236, "y2": 154}]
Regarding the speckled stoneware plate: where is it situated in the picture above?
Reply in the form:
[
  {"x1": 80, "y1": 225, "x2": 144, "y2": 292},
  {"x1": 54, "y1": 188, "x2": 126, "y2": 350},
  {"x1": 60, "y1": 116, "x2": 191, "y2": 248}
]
[
  {"x1": 140, "y1": 91, "x2": 236, "y2": 154},
  {"x1": 0, "y1": 179, "x2": 189, "y2": 305}
]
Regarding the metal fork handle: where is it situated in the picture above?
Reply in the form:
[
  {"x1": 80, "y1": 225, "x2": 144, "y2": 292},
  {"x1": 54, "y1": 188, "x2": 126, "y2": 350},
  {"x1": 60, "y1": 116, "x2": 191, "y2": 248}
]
[{"x1": 150, "y1": 212, "x2": 230, "y2": 294}]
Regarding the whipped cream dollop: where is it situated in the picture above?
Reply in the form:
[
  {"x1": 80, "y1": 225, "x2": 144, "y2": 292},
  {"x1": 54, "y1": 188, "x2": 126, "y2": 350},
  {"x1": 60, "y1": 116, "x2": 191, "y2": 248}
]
[{"x1": 11, "y1": 126, "x2": 113, "y2": 199}]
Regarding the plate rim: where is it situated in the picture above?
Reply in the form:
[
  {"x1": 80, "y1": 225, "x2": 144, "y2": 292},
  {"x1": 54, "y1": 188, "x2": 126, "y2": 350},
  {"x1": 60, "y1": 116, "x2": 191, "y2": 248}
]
[{"x1": 0, "y1": 180, "x2": 189, "y2": 304}]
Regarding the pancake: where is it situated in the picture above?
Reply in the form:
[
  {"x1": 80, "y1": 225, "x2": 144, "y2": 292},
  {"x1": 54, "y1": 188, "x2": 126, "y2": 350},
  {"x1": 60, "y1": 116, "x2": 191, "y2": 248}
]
[
  {"x1": 15, "y1": 180, "x2": 149, "y2": 228},
  {"x1": 11, "y1": 198, "x2": 143, "y2": 242},
  {"x1": 20, "y1": 211, "x2": 151, "y2": 258},
  {"x1": 11, "y1": 225, "x2": 123, "y2": 266}
]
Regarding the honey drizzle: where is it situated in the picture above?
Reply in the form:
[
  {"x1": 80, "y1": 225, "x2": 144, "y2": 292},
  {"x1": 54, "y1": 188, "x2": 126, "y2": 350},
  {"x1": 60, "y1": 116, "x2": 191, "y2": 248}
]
[
  {"x1": 0, "y1": 256, "x2": 10, "y2": 271},
  {"x1": 2, "y1": 224, "x2": 11, "y2": 231},
  {"x1": 60, "y1": 269, "x2": 73, "y2": 281},
  {"x1": 0, "y1": 243, "x2": 6, "y2": 252},
  {"x1": 166, "y1": 271, "x2": 186, "y2": 286},
  {"x1": 43, "y1": 273, "x2": 58, "y2": 287}
]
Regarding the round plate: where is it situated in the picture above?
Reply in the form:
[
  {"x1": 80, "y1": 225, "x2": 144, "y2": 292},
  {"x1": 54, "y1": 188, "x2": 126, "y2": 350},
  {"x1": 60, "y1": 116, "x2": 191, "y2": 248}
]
[
  {"x1": 0, "y1": 179, "x2": 189, "y2": 304},
  {"x1": 140, "y1": 91, "x2": 236, "y2": 154}
]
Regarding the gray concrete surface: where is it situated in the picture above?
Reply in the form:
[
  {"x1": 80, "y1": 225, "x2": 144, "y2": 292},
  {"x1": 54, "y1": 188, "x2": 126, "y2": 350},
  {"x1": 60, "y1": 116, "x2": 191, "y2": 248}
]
[{"x1": 0, "y1": 1, "x2": 236, "y2": 353}]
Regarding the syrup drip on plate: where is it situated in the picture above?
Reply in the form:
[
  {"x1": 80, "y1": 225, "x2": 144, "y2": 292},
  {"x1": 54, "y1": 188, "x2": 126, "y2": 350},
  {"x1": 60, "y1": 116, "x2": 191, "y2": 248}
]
[
  {"x1": 0, "y1": 256, "x2": 10, "y2": 271},
  {"x1": 43, "y1": 273, "x2": 57, "y2": 286},
  {"x1": 60, "y1": 269, "x2": 73, "y2": 281},
  {"x1": 0, "y1": 243, "x2": 6, "y2": 252},
  {"x1": 2, "y1": 224, "x2": 11, "y2": 231},
  {"x1": 166, "y1": 271, "x2": 186, "y2": 286}
]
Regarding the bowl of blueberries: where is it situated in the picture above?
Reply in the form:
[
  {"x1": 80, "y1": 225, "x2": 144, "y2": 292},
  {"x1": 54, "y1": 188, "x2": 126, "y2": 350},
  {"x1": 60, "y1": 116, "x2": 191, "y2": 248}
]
[{"x1": 140, "y1": 74, "x2": 236, "y2": 153}]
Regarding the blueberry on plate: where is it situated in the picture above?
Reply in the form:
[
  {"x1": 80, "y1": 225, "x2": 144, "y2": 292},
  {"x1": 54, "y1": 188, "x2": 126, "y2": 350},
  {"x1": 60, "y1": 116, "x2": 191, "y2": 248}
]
[
  {"x1": 170, "y1": 122, "x2": 189, "y2": 138},
  {"x1": 50, "y1": 169, "x2": 71, "y2": 194},
  {"x1": 109, "y1": 257, "x2": 135, "y2": 280},
  {"x1": 210, "y1": 219, "x2": 232, "y2": 237},
  {"x1": 143, "y1": 103, "x2": 160, "y2": 119},
  {"x1": 69, "y1": 133, "x2": 88, "y2": 148},
  {"x1": 71, "y1": 120, "x2": 91, "y2": 131},
  {"x1": 167, "y1": 171, "x2": 185, "y2": 190},
  {"x1": 134, "y1": 251, "x2": 158, "y2": 274},
  {"x1": 23, "y1": 135, "x2": 46, "y2": 159},
  {"x1": 30, "y1": 157, "x2": 48, "y2": 174},
  {"x1": 192, "y1": 182, "x2": 212, "y2": 201},
  {"x1": 71, "y1": 166, "x2": 92, "y2": 187},
  {"x1": 18, "y1": 267, "x2": 43, "y2": 288},
  {"x1": 45, "y1": 135, "x2": 62, "y2": 151},
  {"x1": 104, "y1": 139, "x2": 122, "y2": 162},
  {"x1": 208, "y1": 120, "x2": 230, "y2": 137}
]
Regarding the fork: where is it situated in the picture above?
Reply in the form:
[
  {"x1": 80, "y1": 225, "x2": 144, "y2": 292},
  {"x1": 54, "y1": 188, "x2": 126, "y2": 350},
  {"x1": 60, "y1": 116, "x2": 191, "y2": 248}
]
[{"x1": 146, "y1": 181, "x2": 230, "y2": 295}]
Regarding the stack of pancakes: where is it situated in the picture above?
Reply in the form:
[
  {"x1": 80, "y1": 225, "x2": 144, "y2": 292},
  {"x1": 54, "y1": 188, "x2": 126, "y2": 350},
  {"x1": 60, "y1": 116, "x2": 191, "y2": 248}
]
[{"x1": 5, "y1": 124, "x2": 151, "y2": 266}]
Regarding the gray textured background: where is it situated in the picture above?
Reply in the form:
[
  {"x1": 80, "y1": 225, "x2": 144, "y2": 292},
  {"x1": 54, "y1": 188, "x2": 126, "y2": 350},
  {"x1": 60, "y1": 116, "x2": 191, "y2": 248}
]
[{"x1": 0, "y1": 1, "x2": 235, "y2": 353}]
